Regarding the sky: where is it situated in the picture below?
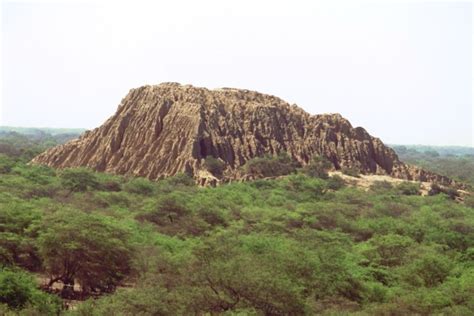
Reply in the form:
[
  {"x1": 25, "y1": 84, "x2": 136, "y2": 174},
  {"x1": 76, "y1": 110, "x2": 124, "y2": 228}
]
[{"x1": 1, "y1": 0, "x2": 472, "y2": 146}]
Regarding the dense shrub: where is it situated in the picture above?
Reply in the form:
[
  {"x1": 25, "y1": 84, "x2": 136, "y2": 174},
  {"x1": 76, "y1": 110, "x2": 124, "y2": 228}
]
[
  {"x1": 197, "y1": 207, "x2": 228, "y2": 227},
  {"x1": 284, "y1": 174, "x2": 326, "y2": 199},
  {"x1": 397, "y1": 182, "x2": 420, "y2": 195},
  {"x1": 326, "y1": 175, "x2": 346, "y2": 190},
  {"x1": 204, "y1": 156, "x2": 225, "y2": 177},
  {"x1": 13, "y1": 165, "x2": 56, "y2": 184},
  {"x1": 22, "y1": 184, "x2": 59, "y2": 199},
  {"x1": 60, "y1": 168, "x2": 99, "y2": 192},
  {"x1": 405, "y1": 254, "x2": 452, "y2": 287},
  {"x1": 166, "y1": 173, "x2": 195, "y2": 186},
  {"x1": 0, "y1": 269, "x2": 35, "y2": 309},
  {"x1": 137, "y1": 194, "x2": 192, "y2": 227},
  {"x1": 188, "y1": 233, "x2": 312, "y2": 314},
  {"x1": 429, "y1": 183, "x2": 460, "y2": 200},
  {"x1": 465, "y1": 195, "x2": 474, "y2": 208},
  {"x1": 0, "y1": 205, "x2": 41, "y2": 269},
  {"x1": 363, "y1": 234, "x2": 414, "y2": 267},
  {"x1": 370, "y1": 181, "x2": 394, "y2": 192},
  {"x1": 101, "y1": 180, "x2": 122, "y2": 192},
  {"x1": 304, "y1": 156, "x2": 332, "y2": 179},
  {"x1": 0, "y1": 154, "x2": 15, "y2": 174},
  {"x1": 123, "y1": 177, "x2": 155, "y2": 195},
  {"x1": 156, "y1": 194, "x2": 191, "y2": 222},
  {"x1": 342, "y1": 166, "x2": 361, "y2": 178},
  {"x1": 244, "y1": 153, "x2": 298, "y2": 178},
  {"x1": 95, "y1": 192, "x2": 130, "y2": 208},
  {"x1": 0, "y1": 268, "x2": 60, "y2": 314},
  {"x1": 74, "y1": 285, "x2": 183, "y2": 315}
]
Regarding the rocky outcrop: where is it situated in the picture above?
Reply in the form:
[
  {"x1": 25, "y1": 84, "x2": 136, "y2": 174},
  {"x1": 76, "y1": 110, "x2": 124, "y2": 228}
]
[{"x1": 31, "y1": 83, "x2": 457, "y2": 186}]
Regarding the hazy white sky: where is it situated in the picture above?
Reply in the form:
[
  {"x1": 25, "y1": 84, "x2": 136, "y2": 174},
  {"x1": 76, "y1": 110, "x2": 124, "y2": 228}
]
[{"x1": 1, "y1": 0, "x2": 472, "y2": 146}]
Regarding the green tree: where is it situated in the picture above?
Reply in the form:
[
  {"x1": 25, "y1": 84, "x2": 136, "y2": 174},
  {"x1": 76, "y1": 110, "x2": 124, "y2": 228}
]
[
  {"x1": 60, "y1": 168, "x2": 99, "y2": 192},
  {"x1": 189, "y1": 233, "x2": 311, "y2": 314},
  {"x1": 36, "y1": 210, "x2": 132, "y2": 297}
]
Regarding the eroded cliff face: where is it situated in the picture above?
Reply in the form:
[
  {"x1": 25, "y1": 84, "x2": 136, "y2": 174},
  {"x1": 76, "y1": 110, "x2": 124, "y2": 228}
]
[{"x1": 31, "y1": 83, "x2": 455, "y2": 185}]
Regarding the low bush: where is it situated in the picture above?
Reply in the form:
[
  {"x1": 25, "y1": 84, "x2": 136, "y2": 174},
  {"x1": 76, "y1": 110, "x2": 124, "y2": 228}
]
[
  {"x1": 304, "y1": 156, "x2": 332, "y2": 179},
  {"x1": 123, "y1": 178, "x2": 155, "y2": 195},
  {"x1": 0, "y1": 154, "x2": 16, "y2": 174},
  {"x1": 244, "y1": 153, "x2": 298, "y2": 178},
  {"x1": 0, "y1": 268, "x2": 61, "y2": 314},
  {"x1": 60, "y1": 168, "x2": 99, "y2": 192},
  {"x1": 429, "y1": 183, "x2": 459, "y2": 200},
  {"x1": 166, "y1": 173, "x2": 195, "y2": 186},
  {"x1": 101, "y1": 180, "x2": 122, "y2": 192},
  {"x1": 22, "y1": 184, "x2": 59, "y2": 199},
  {"x1": 327, "y1": 175, "x2": 346, "y2": 190},
  {"x1": 138, "y1": 194, "x2": 191, "y2": 226},
  {"x1": 370, "y1": 181, "x2": 394, "y2": 192},
  {"x1": 342, "y1": 166, "x2": 361, "y2": 178},
  {"x1": 397, "y1": 182, "x2": 420, "y2": 195},
  {"x1": 204, "y1": 156, "x2": 225, "y2": 177}
]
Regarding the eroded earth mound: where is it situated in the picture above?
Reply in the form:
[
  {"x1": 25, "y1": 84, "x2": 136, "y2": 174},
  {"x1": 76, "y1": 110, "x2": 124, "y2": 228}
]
[{"x1": 31, "y1": 83, "x2": 456, "y2": 186}]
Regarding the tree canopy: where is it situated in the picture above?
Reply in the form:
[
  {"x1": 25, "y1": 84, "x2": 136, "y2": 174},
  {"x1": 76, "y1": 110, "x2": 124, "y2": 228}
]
[{"x1": 36, "y1": 210, "x2": 133, "y2": 297}]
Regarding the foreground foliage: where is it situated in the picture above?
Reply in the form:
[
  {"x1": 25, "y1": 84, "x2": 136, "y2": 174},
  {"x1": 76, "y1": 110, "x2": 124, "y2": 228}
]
[
  {"x1": 0, "y1": 155, "x2": 472, "y2": 315},
  {"x1": 0, "y1": 268, "x2": 61, "y2": 314},
  {"x1": 0, "y1": 135, "x2": 473, "y2": 315}
]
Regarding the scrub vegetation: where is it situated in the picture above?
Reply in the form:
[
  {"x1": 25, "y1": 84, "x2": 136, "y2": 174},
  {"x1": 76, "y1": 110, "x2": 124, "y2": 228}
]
[{"x1": 0, "y1": 131, "x2": 473, "y2": 315}]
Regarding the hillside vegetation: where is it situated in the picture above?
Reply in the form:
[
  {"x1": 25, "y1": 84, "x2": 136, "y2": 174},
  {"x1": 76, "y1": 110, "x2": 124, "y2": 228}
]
[{"x1": 0, "y1": 138, "x2": 473, "y2": 315}]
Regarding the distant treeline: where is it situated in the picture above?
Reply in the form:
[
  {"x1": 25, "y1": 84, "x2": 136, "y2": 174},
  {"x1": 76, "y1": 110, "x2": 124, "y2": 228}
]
[
  {"x1": 0, "y1": 127, "x2": 84, "y2": 161},
  {"x1": 391, "y1": 144, "x2": 474, "y2": 157},
  {"x1": 392, "y1": 145, "x2": 474, "y2": 186},
  {"x1": 0, "y1": 126, "x2": 86, "y2": 136}
]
